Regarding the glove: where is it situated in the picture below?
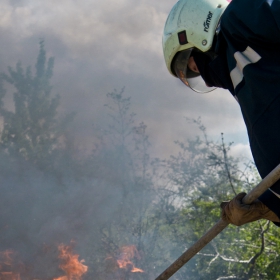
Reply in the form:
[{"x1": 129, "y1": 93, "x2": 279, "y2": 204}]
[{"x1": 220, "y1": 192, "x2": 280, "y2": 226}]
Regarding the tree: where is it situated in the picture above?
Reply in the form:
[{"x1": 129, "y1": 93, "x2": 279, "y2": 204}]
[
  {"x1": 156, "y1": 118, "x2": 280, "y2": 280},
  {"x1": 0, "y1": 41, "x2": 74, "y2": 171},
  {"x1": 87, "y1": 89, "x2": 169, "y2": 279},
  {"x1": 1, "y1": 43, "x2": 279, "y2": 279}
]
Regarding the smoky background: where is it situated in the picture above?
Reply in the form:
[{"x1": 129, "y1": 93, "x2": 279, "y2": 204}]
[{"x1": 0, "y1": 0, "x2": 270, "y2": 280}]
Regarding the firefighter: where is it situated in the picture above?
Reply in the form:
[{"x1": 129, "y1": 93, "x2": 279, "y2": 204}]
[{"x1": 162, "y1": 0, "x2": 280, "y2": 226}]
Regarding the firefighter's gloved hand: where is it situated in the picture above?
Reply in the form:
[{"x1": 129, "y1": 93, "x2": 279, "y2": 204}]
[{"x1": 220, "y1": 192, "x2": 280, "y2": 226}]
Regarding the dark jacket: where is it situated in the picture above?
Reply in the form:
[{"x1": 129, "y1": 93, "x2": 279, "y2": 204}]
[{"x1": 214, "y1": 0, "x2": 280, "y2": 224}]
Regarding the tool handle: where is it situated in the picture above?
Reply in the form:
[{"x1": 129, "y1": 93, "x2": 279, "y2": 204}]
[
  {"x1": 155, "y1": 164, "x2": 280, "y2": 280},
  {"x1": 242, "y1": 165, "x2": 280, "y2": 204}
]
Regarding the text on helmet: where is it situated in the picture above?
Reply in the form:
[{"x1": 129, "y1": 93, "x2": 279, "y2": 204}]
[{"x1": 204, "y1": 11, "x2": 213, "y2": 33}]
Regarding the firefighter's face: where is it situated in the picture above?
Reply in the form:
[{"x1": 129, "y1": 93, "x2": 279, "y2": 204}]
[
  {"x1": 188, "y1": 56, "x2": 212, "y2": 87},
  {"x1": 187, "y1": 56, "x2": 200, "y2": 74}
]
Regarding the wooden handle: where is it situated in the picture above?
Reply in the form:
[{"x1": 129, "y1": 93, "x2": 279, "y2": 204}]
[{"x1": 155, "y1": 164, "x2": 280, "y2": 280}]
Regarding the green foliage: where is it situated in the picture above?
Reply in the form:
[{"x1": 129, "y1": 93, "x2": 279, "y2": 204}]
[{"x1": 156, "y1": 119, "x2": 280, "y2": 280}]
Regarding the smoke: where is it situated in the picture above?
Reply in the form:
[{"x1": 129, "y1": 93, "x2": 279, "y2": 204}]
[
  {"x1": 0, "y1": 152, "x2": 124, "y2": 277},
  {"x1": 0, "y1": 1, "x2": 254, "y2": 279},
  {"x1": 0, "y1": 0, "x2": 248, "y2": 160}
]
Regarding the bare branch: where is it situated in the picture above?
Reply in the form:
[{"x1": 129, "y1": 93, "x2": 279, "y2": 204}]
[
  {"x1": 221, "y1": 133, "x2": 237, "y2": 195},
  {"x1": 216, "y1": 276, "x2": 237, "y2": 280}
]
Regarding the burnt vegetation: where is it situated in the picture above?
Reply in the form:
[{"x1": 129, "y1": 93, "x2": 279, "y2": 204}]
[{"x1": 0, "y1": 43, "x2": 279, "y2": 280}]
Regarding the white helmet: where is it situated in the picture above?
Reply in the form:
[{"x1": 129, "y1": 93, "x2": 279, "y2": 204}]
[{"x1": 163, "y1": 0, "x2": 229, "y2": 92}]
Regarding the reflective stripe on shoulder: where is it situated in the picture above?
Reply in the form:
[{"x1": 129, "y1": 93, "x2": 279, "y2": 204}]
[
  {"x1": 269, "y1": 188, "x2": 280, "y2": 199},
  {"x1": 230, "y1": 46, "x2": 262, "y2": 89},
  {"x1": 267, "y1": 0, "x2": 274, "y2": 6}
]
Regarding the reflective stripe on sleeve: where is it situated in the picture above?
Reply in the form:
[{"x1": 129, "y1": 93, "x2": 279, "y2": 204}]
[
  {"x1": 230, "y1": 46, "x2": 262, "y2": 89},
  {"x1": 266, "y1": 0, "x2": 274, "y2": 6}
]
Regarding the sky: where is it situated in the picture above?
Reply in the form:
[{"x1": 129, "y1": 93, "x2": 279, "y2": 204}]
[{"x1": 0, "y1": 0, "x2": 253, "y2": 162}]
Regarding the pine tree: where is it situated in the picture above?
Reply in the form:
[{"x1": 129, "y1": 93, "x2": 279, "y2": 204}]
[{"x1": 0, "y1": 41, "x2": 73, "y2": 170}]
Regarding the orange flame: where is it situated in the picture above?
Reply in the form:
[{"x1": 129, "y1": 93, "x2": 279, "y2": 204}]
[
  {"x1": 0, "y1": 243, "x2": 88, "y2": 280},
  {"x1": 0, "y1": 250, "x2": 21, "y2": 280},
  {"x1": 116, "y1": 245, "x2": 144, "y2": 273},
  {"x1": 54, "y1": 244, "x2": 88, "y2": 280}
]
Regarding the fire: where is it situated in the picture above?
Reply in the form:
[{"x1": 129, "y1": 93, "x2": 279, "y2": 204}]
[
  {"x1": 116, "y1": 245, "x2": 144, "y2": 273},
  {"x1": 0, "y1": 250, "x2": 20, "y2": 280},
  {"x1": 0, "y1": 243, "x2": 88, "y2": 280},
  {"x1": 54, "y1": 244, "x2": 88, "y2": 280}
]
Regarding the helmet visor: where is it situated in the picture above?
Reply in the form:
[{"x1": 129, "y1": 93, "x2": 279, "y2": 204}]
[{"x1": 172, "y1": 49, "x2": 216, "y2": 93}]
